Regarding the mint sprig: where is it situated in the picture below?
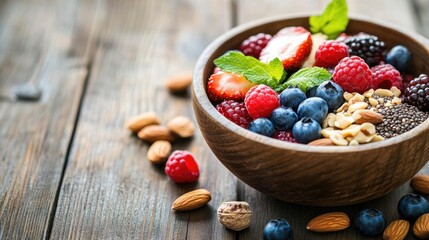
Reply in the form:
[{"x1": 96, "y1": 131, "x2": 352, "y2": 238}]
[
  {"x1": 214, "y1": 51, "x2": 286, "y2": 89},
  {"x1": 309, "y1": 0, "x2": 348, "y2": 39},
  {"x1": 282, "y1": 67, "x2": 331, "y2": 92}
]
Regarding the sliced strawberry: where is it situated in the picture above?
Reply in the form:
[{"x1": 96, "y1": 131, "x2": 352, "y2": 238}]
[
  {"x1": 259, "y1": 26, "x2": 312, "y2": 71},
  {"x1": 207, "y1": 71, "x2": 256, "y2": 102}
]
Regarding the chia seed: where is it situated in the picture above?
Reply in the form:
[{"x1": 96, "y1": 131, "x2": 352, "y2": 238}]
[{"x1": 375, "y1": 103, "x2": 429, "y2": 138}]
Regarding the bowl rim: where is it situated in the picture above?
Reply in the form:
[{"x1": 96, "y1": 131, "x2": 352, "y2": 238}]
[{"x1": 193, "y1": 13, "x2": 429, "y2": 154}]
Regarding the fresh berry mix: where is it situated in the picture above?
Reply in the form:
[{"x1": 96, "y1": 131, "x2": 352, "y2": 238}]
[
  {"x1": 371, "y1": 64, "x2": 402, "y2": 90},
  {"x1": 260, "y1": 26, "x2": 312, "y2": 71},
  {"x1": 245, "y1": 85, "x2": 280, "y2": 119},
  {"x1": 404, "y1": 74, "x2": 429, "y2": 111},
  {"x1": 343, "y1": 34, "x2": 386, "y2": 67},
  {"x1": 397, "y1": 193, "x2": 429, "y2": 221},
  {"x1": 240, "y1": 33, "x2": 272, "y2": 58},
  {"x1": 386, "y1": 45, "x2": 411, "y2": 72},
  {"x1": 354, "y1": 208, "x2": 386, "y2": 236},
  {"x1": 216, "y1": 100, "x2": 252, "y2": 128},
  {"x1": 272, "y1": 130, "x2": 297, "y2": 143},
  {"x1": 206, "y1": 0, "x2": 429, "y2": 146},
  {"x1": 263, "y1": 219, "x2": 293, "y2": 240},
  {"x1": 165, "y1": 150, "x2": 199, "y2": 183},
  {"x1": 315, "y1": 40, "x2": 349, "y2": 68},
  {"x1": 333, "y1": 56, "x2": 372, "y2": 93}
]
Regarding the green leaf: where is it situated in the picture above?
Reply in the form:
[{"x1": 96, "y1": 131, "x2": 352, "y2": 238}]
[
  {"x1": 282, "y1": 67, "x2": 331, "y2": 92},
  {"x1": 309, "y1": 0, "x2": 348, "y2": 39},
  {"x1": 213, "y1": 51, "x2": 286, "y2": 89}
]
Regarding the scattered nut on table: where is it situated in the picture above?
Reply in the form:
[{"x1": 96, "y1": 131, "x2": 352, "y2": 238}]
[
  {"x1": 125, "y1": 112, "x2": 160, "y2": 133},
  {"x1": 172, "y1": 189, "x2": 211, "y2": 211},
  {"x1": 165, "y1": 73, "x2": 193, "y2": 93},
  {"x1": 147, "y1": 140, "x2": 172, "y2": 164},
  {"x1": 137, "y1": 125, "x2": 174, "y2": 142},
  {"x1": 167, "y1": 116, "x2": 195, "y2": 138},
  {"x1": 217, "y1": 201, "x2": 252, "y2": 231}
]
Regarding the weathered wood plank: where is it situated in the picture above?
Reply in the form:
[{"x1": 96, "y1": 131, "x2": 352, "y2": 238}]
[
  {"x1": 235, "y1": 0, "x2": 427, "y2": 239},
  {"x1": 0, "y1": 0, "x2": 96, "y2": 238},
  {"x1": 50, "y1": 0, "x2": 236, "y2": 239}
]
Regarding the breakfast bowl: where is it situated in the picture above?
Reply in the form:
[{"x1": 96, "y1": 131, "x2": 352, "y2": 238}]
[{"x1": 192, "y1": 15, "x2": 429, "y2": 206}]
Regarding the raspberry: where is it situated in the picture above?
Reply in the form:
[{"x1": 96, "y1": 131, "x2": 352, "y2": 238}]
[
  {"x1": 165, "y1": 150, "x2": 199, "y2": 183},
  {"x1": 244, "y1": 84, "x2": 280, "y2": 119},
  {"x1": 404, "y1": 74, "x2": 429, "y2": 111},
  {"x1": 273, "y1": 130, "x2": 297, "y2": 143},
  {"x1": 216, "y1": 100, "x2": 252, "y2": 128},
  {"x1": 343, "y1": 34, "x2": 386, "y2": 67},
  {"x1": 240, "y1": 33, "x2": 272, "y2": 58},
  {"x1": 314, "y1": 40, "x2": 349, "y2": 68},
  {"x1": 371, "y1": 64, "x2": 402, "y2": 90},
  {"x1": 333, "y1": 56, "x2": 372, "y2": 93}
]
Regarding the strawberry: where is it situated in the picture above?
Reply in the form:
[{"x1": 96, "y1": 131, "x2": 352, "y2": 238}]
[
  {"x1": 207, "y1": 71, "x2": 256, "y2": 102},
  {"x1": 259, "y1": 26, "x2": 312, "y2": 71}
]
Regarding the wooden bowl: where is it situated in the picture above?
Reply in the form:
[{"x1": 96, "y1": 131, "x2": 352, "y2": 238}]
[{"x1": 192, "y1": 15, "x2": 429, "y2": 206}]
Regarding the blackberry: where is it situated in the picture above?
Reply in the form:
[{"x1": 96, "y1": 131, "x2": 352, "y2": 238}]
[
  {"x1": 239, "y1": 33, "x2": 272, "y2": 58},
  {"x1": 404, "y1": 74, "x2": 429, "y2": 111},
  {"x1": 343, "y1": 34, "x2": 386, "y2": 67}
]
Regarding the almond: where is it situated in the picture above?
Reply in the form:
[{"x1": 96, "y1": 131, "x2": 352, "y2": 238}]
[
  {"x1": 383, "y1": 219, "x2": 409, "y2": 240},
  {"x1": 147, "y1": 140, "x2": 171, "y2": 164},
  {"x1": 137, "y1": 125, "x2": 174, "y2": 142},
  {"x1": 352, "y1": 109, "x2": 383, "y2": 124},
  {"x1": 411, "y1": 175, "x2": 429, "y2": 195},
  {"x1": 167, "y1": 116, "x2": 195, "y2": 138},
  {"x1": 165, "y1": 73, "x2": 193, "y2": 93},
  {"x1": 306, "y1": 212, "x2": 350, "y2": 232},
  {"x1": 125, "y1": 112, "x2": 160, "y2": 133},
  {"x1": 172, "y1": 189, "x2": 211, "y2": 211},
  {"x1": 413, "y1": 213, "x2": 429, "y2": 239},
  {"x1": 308, "y1": 138, "x2": 334, "y2": 146}
]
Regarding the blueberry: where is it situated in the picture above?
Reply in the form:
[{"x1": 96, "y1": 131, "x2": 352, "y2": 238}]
[
  {"x1": 296, "y1": 97, "x2": 328, "y2": 124},
  {"x1": 386, "y1": 45, "x2": 411, "y2": 72},
  {"x1": 292, "y1": 117, "x2": 321, "y2": 143},
  {"x1": 279, "y1": 88, "x2": 306, "y2": 111},
  {"x1": 354, "y1": 208, "x2": 386, "y2": 236},
  {"x1": 305, "y1": 85, "x2": 318, "y2": 98},
  {"x1": 270, "y1": 107, "x2": 298, "y2": 130},
  {"x1": 263, "y1": 219, "x2": 293, "y2": 240},
  {"x1": 315, "y1": 81, "x2": 344, "y2": 112},
  {"x1": 248, "y1": 118, "x2": 275, "y2": 137},
  {"x1": 397, "y1": 193, "x2": 429, "y2": 221}
]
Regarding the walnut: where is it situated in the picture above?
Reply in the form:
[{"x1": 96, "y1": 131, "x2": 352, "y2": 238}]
[{"x1": 217, "y1": 201, "x2": 252, "y2": 231}]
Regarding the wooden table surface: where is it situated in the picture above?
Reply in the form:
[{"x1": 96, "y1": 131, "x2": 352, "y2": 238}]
[{"x1": 1, "y1": 0, "x2": 429, "y2": 239}]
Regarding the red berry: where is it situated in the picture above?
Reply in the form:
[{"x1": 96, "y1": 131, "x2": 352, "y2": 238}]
[
  {"x1": 333, "y1": 56, "x2": 373, "y2": 93},
  {"x1": 240, "y1": 33, "x2": 272, "y2": 58},
  {"x1": 273, "y1": 130, "x2": 297, "y2": 143},
  {"x1": 216, "y1": 100, "x2": 252, "y2": 128},
  {"x1": 371, "y1": 64, "x2": 402, "y2": 90},
  {"x1": 314, "y1": 40, "x2": 349, "y2": 68},
  {"x1": 244, "y1": 84, "x2": 280, "y2": 119},
  {"x1": 259, "y1": 26, "x2": 312, "y2": 71},
  {"x1": 207, "y1": 71, "x2": 257, "y2": 102},
  {"x1": 165, "y1": 150, "x2": 199, "y2": 183}
]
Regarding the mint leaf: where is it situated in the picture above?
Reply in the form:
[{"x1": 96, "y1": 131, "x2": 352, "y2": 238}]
[
  {"x1": 309, "y1": 0, "x2": 348, "y2": 39},
  {"x1": 213, "y1": 51, "x2": 286, "y2": 89},
  {"x1": 282, "y1": 67, "x2": 331, "y2": 92}
]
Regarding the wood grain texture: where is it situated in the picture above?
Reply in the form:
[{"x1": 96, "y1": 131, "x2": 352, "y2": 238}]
[
  {"x1": 0, "y1": 0, "x2": 92, "y2": 238},
  {"x1": 50, "y1": 0, "x2": 237, "y2": 239}
]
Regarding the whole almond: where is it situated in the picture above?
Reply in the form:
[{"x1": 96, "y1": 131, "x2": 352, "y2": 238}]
[
  {"x1": 413, "y1": 213, "x2": 429, "y2": 239},
  {"x1": 383, "y1": 219, "x2": 410, "y2": 240},
  {"x1": 125, "y1": 112, "x2": 160, "y2": 133},
  {"x1": 172, "y1": 189, "x2": 211, "y2": 211},
  {"x1": 411, "y1": 175, "x2": 429, "y2": 195},
  {"x1": 137, "y1": 125, "x2": 174, "y2": 142},
  {"x1": 308, "y1": 138, "x2": 334, "y2": 146},
  {"x1": 147, "y1": 140, "x2": 171, "y2": 164},
  {"x1": 306, "y1": 212, "x2": 350, "y2": 232},
  {"x1": 165, "y1": 73, "x2": 193, "y2": 93},
  {"x1": 352, "y1": 109, "x2": 383, "y2": 124},
  {"x1": 167, "y1": 116, "x2": 195, "y2": 138}
]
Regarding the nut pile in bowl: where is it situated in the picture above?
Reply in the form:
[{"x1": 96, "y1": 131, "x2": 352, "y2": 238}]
[{"x1": 206, "y1": 5, "x2": 429, "y2": 146}]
